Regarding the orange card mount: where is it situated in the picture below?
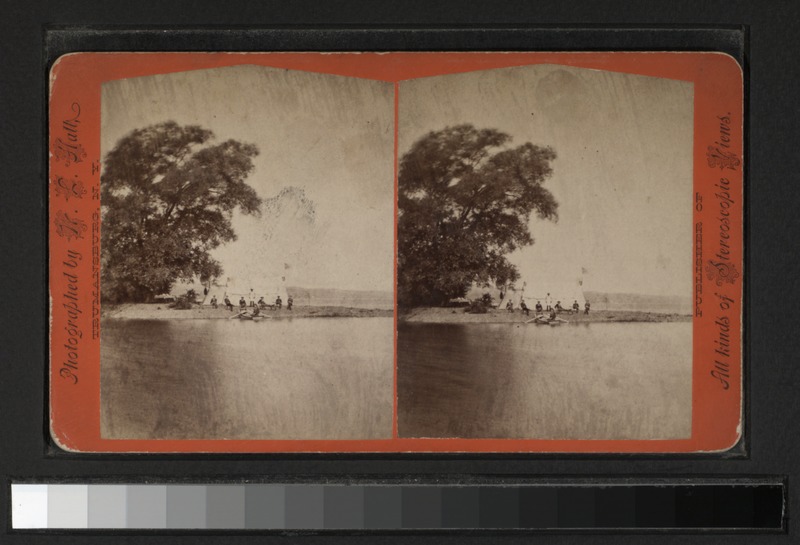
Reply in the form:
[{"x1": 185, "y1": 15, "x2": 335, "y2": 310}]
[{"x1": 49, "y1": 52, "x2": 743, "y2": 453}]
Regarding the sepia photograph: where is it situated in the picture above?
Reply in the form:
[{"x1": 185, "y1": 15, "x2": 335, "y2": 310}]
[
  {"x1": 98, "y1": 65, "x2": 395, "y2": 440},
  {"x1": 397, "y1": 64, "x2": 695, "y2": 440}
]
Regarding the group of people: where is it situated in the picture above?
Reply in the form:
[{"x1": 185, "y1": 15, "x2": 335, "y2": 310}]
[
  {"x1": 254, "y1": 295, "x2": 291, "y2": 310},
  {"x1": 505, "y1": 297, "x2": 590, "y2": 316},
  {"x1": 208, "y1": 293, "x2": 294, "y2": 311}
]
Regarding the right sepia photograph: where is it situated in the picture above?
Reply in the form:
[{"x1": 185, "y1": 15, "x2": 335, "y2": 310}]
[{"x1": 396, "y1": 65, "x2": 694, "y2": 440}]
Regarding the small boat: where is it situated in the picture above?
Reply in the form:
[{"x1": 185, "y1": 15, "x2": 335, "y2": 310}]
[
  {"x1": 527, "y1": 314, "x2": 550, "y2": 325},
  {"x1": 526, "y1": 315, "x2": 568, "y2": 326},
  {"x1": 231, "y1": 311, "x2": 269, "y2": 321}
]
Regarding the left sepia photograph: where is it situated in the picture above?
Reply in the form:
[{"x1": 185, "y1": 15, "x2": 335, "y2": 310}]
[{"x1": 97, "y1": 65, "x2": 395, "y2": 440}]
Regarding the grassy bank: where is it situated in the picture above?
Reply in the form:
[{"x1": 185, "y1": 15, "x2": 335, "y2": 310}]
[
  {"x1": 102, "y1": 303, "x2": 392, "y2": 320},
  {"x1": 400, "y1": 307, "x2": 691, "y2": 324}
]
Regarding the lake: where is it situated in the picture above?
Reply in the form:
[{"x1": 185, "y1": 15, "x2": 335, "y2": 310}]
[
  {"x1": 398, "y1": 321, "x2": 692, "y2": 440},
  {"x1": 102, "y1": 318, "x2": 692, "y2": 442},
  {"x1": 101, "y1": 317, "x2": 394, "y2": 440}
]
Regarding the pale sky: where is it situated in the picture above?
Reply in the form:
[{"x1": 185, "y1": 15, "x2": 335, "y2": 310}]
[
  {"x1": 101, "y1": 65, "x2": 394, "y2": 292},
  {"x1": 399, "y1": 65, "x2": 694, "y2": 297},
  {"x1": 101, "y1": 63, "x2": 694, "y2": 297}
]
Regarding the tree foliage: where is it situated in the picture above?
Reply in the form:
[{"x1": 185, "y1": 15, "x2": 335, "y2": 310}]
[
  {"x1": 398, "y1": 124, "x2": 558, "y2": 307},
  {"x1": 101, "y1": 122, "x2": 261, "y2": 302}
]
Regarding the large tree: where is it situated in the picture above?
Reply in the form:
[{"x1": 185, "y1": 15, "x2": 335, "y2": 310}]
[
  {"x1": 398, "y1": 124, "x2": 558, "y2": 307},
  {"x1": 101, "y1": 122, "x2": 261, "y2": 302}
]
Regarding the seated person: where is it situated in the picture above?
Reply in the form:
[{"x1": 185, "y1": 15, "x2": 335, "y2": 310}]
[
  {"x1": 519, "y1": 300, "x2": 530, "y2": 316},
  {"x1": 275, "y1": 296, "x2": 283, "y2": 309},
  {"x1": 584, "y1": 301, "x2": 591, "y2": 315},
  {"x1": 572, "y1": 300, "x2": 580, "y2": 313},
  {"x1": 239, "y1": 297, "x2": 247, "y2": 310},
  {"x1": 287, "y1": 296, "x2": 293, "y2": 310},
  {"x1": 210, "y1": 296, "x2": 218, "y2": 309},
  {"x1": 554, "y1": 301, "x2": 563, "y2": 312},
  {"x1": 258, "y1": 297, "x2": 267, "y2": 309},
  {"x1": 506, "y1": 300, "x2": 514, "y2": 312},
  {"x1": 535, "y1": 301, "x2": 543, "y2": 313}
]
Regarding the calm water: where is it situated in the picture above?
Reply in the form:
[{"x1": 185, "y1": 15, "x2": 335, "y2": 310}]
[
  {"x1": 398, "y1": 322, "x2": 692, "y2": 440},
  {"x1": 101, "y1": 317, "x2": 393, "y2": 440}
]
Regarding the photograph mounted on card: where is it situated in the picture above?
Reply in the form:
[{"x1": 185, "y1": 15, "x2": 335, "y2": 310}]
[{"x1": 48, "y1": 52, "x2": 743, "y2": 453}]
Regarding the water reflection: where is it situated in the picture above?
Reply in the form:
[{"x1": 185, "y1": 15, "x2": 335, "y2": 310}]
[
  {"x1": 398, "y1": 322, "x2": 692, "y2": 440},
  {"x1": 101, "y1": 317, "x2": 394, "y2": 440}
]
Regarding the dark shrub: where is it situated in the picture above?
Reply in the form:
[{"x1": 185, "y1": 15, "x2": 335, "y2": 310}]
[
  {"x1": 465, "y1": 300, "x2": 489, "y2": 314},
  {"x1": 169, "y1": 295, "x2": 194, "y2": 310}
]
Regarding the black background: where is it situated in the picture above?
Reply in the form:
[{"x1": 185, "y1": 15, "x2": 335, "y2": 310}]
[{"x1": 2, "y1": 1, "x2": 798, "y2": 543}]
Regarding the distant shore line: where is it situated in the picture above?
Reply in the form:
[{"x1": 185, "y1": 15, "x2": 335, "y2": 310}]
[
  {"x1": 399, "y1": 307, "x2": 692, "y2": 324},
  {"x1": 102, "y1": 303, "x2": 392, "y2": 320}
]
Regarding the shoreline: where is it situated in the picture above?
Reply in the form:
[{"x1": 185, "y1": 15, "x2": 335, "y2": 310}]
[
  {"x1": 399, "y1": 307, "x2": 691, "y2": 324},
  {"x1": 102, "y1": 304, "x2": 690, "y2": 324},
  {"x1": 102, "y1": 303, "x2": 392, "y2": 320}
]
